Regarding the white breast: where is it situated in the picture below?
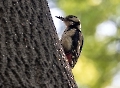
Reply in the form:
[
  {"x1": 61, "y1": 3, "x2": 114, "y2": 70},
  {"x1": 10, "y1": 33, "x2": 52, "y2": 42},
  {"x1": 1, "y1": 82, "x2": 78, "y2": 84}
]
[{"x1": 61, "y1": 29, "x2": 76, "y2": 52}]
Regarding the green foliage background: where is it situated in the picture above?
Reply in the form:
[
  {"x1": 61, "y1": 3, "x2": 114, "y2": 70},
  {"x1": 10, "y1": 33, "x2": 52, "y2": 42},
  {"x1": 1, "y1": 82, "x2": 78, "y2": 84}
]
[{"x1": 56, "y1": 0, "x2": 120, "y2": 88}]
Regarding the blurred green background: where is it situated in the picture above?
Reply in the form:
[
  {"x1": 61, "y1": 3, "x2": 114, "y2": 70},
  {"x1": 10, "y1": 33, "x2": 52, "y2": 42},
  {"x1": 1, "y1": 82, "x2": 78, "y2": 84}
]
[{"x1": 49, "y1": 0, "x2": 120, "y2": 88}]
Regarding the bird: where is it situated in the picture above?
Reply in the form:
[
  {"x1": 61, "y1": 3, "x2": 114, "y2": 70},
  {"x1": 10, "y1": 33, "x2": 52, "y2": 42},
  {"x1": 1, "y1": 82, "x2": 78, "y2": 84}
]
[{"x1": 56, "y1": 15, "x2": 84, "y2": 68}]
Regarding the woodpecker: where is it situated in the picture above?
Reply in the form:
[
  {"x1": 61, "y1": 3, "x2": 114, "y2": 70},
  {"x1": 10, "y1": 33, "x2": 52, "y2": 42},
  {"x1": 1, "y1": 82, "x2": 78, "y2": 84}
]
[{"x1": 56, "y1": 15, "x2": 84, "y2": 68}]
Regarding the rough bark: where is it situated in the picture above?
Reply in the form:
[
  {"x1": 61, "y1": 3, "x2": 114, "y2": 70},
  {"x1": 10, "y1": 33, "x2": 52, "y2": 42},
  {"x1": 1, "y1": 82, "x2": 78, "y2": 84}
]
[{"x1": 0, "y1": 0, "x2": 78, "y2": 88}]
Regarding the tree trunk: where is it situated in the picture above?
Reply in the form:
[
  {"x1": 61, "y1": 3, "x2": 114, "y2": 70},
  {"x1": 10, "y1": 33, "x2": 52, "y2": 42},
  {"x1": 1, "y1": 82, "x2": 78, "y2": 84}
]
[{"x1": 0, "y1": 0, "x2": 78, "y2": 88}]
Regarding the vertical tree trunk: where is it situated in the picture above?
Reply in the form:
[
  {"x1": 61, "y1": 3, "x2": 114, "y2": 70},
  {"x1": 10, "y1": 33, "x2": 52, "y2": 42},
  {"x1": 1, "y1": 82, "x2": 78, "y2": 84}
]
[{"x1": 0, "y1": 0, "x2": 78, "y2": 88}]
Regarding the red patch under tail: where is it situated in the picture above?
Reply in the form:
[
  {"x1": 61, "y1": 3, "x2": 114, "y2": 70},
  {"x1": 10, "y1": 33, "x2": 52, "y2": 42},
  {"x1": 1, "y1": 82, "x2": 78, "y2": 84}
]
[{"x1": 65, "y1": 53, "x2": 72, "y2": 64}]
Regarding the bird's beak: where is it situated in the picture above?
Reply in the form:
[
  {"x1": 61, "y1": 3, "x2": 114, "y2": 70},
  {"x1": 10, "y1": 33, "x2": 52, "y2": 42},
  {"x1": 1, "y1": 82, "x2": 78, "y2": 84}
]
[{"x1": 55, "y1": 16, "x2": 65, "y2": 21}]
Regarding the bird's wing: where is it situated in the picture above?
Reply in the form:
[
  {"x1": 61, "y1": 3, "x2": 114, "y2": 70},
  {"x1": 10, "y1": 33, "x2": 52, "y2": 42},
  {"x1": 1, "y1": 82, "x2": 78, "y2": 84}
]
[{"x1": 71, "y1": 30, "x2": 84, "y2": 68}]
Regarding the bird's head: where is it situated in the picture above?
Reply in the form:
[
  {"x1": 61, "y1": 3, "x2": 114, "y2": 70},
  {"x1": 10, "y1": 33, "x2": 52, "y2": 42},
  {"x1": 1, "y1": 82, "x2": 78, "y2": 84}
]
[{"x1": 55, "y1": 15, "x2": 80, "y2": 28}]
